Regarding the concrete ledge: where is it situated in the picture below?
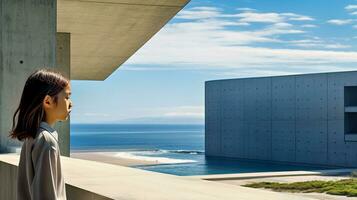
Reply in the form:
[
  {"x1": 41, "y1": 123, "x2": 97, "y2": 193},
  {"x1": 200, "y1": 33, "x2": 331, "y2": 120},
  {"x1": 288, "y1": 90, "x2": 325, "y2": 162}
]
[
  {"x1": 188, "y1": 169, "x2": 357, "y2": 181},
  {"x1": 0, "y1": 153, "x2": 319, "y2": 200},
  {"x1": 0, "y1": 154, "x2": 112, "y2": 200}
]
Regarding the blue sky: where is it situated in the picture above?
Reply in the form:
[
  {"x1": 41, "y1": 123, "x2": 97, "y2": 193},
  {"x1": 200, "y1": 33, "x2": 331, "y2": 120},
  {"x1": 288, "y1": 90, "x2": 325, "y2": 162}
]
[{"x1": 71, "y1": 0, "x2": 357, "y2": 124}]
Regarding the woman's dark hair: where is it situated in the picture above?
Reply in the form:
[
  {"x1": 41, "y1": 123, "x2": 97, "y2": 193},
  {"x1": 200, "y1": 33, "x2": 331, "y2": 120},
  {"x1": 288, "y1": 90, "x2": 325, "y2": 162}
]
[{"x1": 9, "y1": 69, "x2": 69, "y2": 141}]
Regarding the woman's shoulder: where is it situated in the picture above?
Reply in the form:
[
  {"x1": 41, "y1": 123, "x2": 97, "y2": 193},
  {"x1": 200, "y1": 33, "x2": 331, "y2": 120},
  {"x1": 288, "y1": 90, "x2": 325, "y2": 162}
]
[
  {"x1": 33, "y1": 128, "x2": 59, "y2": 151},
  {"x1": 29, "y1": 128, "x2": 59, "y2": 160}
]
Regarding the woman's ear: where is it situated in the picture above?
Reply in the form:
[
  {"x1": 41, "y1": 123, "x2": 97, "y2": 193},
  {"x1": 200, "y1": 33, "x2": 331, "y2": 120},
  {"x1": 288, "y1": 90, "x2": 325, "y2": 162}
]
[{"x1": 43, "y1": 95, "x2": 53, "y2": 109}]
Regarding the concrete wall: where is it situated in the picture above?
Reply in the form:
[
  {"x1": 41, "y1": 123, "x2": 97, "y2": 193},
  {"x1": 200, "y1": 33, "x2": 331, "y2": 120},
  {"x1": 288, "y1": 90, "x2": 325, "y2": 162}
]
[
  {"x1": 205, "y1": 71, "x2": 357, "y2": 167},
  {"x1": 0, "y1": 0, "x2": 70, "y2": 156}
]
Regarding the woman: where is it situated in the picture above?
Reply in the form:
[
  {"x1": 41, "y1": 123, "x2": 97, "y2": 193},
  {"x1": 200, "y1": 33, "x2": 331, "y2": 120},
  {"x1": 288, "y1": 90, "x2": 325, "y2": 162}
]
[{"x1": 9, "y1": 69, "x2": 72, "y2": 200}]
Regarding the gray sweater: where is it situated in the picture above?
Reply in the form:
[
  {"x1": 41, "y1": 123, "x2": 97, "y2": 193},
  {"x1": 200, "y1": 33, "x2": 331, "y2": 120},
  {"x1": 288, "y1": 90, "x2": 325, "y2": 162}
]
[{"x1": 17, "y1": 122, "x2": 67, "y2": 200}]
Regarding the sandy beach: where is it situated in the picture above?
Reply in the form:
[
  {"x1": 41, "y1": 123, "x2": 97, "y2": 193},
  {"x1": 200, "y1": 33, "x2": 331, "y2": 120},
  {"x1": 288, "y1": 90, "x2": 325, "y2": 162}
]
[{"x1": 70, "y1": 151, "x2": 162, "y2": 167}]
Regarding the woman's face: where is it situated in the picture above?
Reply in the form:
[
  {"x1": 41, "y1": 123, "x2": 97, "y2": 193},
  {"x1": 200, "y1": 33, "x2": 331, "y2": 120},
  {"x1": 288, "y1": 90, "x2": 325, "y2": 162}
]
[
  {"x1": 43, "y1": 83, "x2": 73, "y2": 124},
  {"x1": 55, "y1": 84, "x2": 72, "y2": 121}
]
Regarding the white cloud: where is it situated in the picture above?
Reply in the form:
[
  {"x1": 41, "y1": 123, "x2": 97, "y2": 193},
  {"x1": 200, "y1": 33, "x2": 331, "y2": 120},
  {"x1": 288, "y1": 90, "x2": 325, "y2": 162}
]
[
  {"x1": 191, "y1": 7, "x2": 219, "y2": 11},
  {"x1": 178, "y1": 7, "x2": 314, "y2": 24},
  {"x1": 70, "y1": 112, "x2": 117, "y2": 123},
  {"x1": 236, "y1": 8, "x2": 256, "y2": 12},
  {"x1": 73, "y1": 106, "x2": 205, "y2": 124},
  {"x1": 289, "y1": 38, "x2": 350, "y2": 49},
  {"x1": 163, "y1": 106, "x2": 204, "y2": 118},
  {"x1": 176, "y1": 7, "x2": 221, "y2": 19},
  {"x1": 126, "y1": 6, "x2": 357, "y2": 74},
  {"x1": 280, "y1": 13, "x2": 315, "y2": 21},
  {"x1": 235, "y1": 12, "x2": 285, "y2": 23},
  {"x1": 131, "y1": 105, "x2": 204, "y2": 118},
  {"x1": 235, "y1": 22, "x2": 251, "y2": 26},
  {"x1": 83, "y1": 113, "x2": 111, "y2": 117},
  {"x1": 327, "y1": 19, "x2": 354, "y2": 25},
  {"x1": 289, "y1": 39, "x2": 322, "y2": 47},
  {"x1": 233, "y1": 12, "x2": 313, "y2": 23},
  {"x1": 345, "y1": 5, "x2": 357, "y2": 15},
  {"x1": 258, "y1": 23, "x2": 304, "y2": 35},
  {"x1": 345, "y1": 4, "x2": 357, "y2": 10},
  {"x1": 301, "y1": 24, "x2": 317, "y2": 28},
  {"x1": 325, "y1": 44, "x2": 351, "y2": 49},
  {"x1": 345, "y1": 4, "x2": 357, "y2": 16},
  {"x1": 213, "y1": 64, "x2": 357, "y2": 78}
]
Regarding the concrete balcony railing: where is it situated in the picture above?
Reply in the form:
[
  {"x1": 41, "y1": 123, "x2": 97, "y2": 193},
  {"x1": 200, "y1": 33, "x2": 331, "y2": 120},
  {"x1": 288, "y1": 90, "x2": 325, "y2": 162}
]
[{"x1": 0, "y1": 153, "x2": 317, "y2": 200}]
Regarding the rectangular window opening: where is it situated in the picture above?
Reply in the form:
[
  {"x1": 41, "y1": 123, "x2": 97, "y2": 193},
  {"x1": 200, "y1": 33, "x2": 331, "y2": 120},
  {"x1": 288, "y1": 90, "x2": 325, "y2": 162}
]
[{"x1": 344, "y1": 86, "x2": 357, "y2": 142}]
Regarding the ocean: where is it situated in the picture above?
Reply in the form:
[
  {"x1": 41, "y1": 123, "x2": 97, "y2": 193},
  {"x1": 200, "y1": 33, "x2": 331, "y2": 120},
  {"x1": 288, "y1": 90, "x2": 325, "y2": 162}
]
[{"x1": 71, "y1": 124, "x2": 333, "y2": 176}]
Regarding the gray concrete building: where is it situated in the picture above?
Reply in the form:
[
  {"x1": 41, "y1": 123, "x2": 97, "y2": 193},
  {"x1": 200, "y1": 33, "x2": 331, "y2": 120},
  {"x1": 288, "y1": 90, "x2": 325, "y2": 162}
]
[{"x1": 205, "y1": 71, "x2": 357, "y2": 167}]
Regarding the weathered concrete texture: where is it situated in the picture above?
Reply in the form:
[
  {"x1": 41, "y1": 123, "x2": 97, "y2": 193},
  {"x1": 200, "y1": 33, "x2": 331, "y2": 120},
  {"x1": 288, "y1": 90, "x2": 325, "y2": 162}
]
[
  {"x1": 0, "y1": 1, "x2": 70, "y2": 156},
  {"x1": 55, "y1": 32, "x2": 71, "y2": 157},
  {"x1": 57, "y1": 0, "x2": 190, "y2": 80},
  {"x1": 205, "y1": 71, "x2": 357, "y2": 167},
  {"x1": 0, "y1": 0, "x2": 56, "y2": 152},
  {"x1": 0, "y1": 161, "x2": 17, "y2": 200}
]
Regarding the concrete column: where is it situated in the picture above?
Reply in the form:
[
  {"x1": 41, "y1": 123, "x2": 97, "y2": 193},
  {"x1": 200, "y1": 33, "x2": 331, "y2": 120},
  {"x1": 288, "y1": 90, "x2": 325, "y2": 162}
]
[
  {"x1": 55, "y1": 32, "x2": 71, "y2": 157},
  {"x1": 0, "y1": 161, "x2": 18, "y2": 200},
  {"x1": 0, "y1": 0, "x2": 64, "y2": 153}
]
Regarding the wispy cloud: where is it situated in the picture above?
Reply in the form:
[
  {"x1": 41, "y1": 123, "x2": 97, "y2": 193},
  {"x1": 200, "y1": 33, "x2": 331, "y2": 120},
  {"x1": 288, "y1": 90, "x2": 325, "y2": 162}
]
[
  {"x1": 235, "y1": 12, "x2": 286, "y2": 23},
  {"x1": 127, "y1": 105, "x2": 204, "y2": 119},
  {"x1": 70, "y1": 112, "x2": 116, "y2": 123},
  {"x1": 236, "y1": 8, "x2": 257, "y2": 12},
  {"x1": 288, "y1": 38, "x2": 350, "y2": 49},
  {"x1": 327, "y1": 19, "x2": 354, "y2": 25},
  {"x1": 325, "y1": 44, "x2": 351, "y2": 49},
  {"x1": 301, "y1": 24, "x2": 317, "y2": 28},
  {"x1": 345, "y1": 4, "x2": 357, "y2": 10},
  {"x1": 82, "y1": 113, "x2": 111, "y2": 117},
  {"x1": 345, "y1": 5, "x2": 357, "y2": 16},
  {"x1": 72, "y1": 106, "x2": 204, "y2": 124},
  {"x1": 328, "y1": 4, "x2": 357, "y2": 28},
  {"x1": 176, "y1": 7, "x2": 221, "y2": 20},
  {"x1": 234, "y1": 12, "x2": 314, "y2": 23},
  {"x1": 126, "y1": 6, "x2": 357, "y2": 74},
  {"x1": 280, "y1": 13, "x2": 314, "y2": 21},
  {"x1": 110, "y1": 105, "x2": 205, "y2": 124},
  {"x1": 163, "y1": 106, "x2": 204, "y2": 117},
  {"x1": 177, "y1": 7, "x2": 314, "y2": 24}
]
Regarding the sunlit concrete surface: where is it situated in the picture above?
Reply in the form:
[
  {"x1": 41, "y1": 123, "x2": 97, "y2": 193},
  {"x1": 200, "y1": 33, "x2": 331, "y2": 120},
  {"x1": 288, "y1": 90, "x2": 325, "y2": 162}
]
[
  {"x1": 0, "y1": 153, "x2": 317, "y2": 200},
  {"x1": 57, "y1": 0, "x2": 189, "y2": 80}
]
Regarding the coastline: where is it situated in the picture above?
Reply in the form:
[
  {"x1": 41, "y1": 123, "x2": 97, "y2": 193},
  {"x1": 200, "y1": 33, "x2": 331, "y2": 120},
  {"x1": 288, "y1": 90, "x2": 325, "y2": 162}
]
[{"x1": 70, "y1": 151, "x2": 162, "y2": 167}]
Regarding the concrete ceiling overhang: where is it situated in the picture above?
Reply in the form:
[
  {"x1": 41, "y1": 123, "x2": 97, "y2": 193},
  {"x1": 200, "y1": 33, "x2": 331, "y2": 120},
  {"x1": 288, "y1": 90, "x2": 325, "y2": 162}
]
[{"x1": 57, "y1": 0, "x2": 189, "y2": 80}]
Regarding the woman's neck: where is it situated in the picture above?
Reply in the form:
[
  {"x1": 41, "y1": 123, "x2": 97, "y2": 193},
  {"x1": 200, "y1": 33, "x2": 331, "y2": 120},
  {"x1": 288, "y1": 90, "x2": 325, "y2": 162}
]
[{"x1": 44, "y1": 117, "x2": 56, "y2": 127}]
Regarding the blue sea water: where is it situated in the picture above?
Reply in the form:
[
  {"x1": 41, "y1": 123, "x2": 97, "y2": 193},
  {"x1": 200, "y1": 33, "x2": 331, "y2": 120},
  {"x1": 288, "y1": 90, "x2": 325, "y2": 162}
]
[{"x1": 71, "y1": 124, "x2": 334, "y2": 176}]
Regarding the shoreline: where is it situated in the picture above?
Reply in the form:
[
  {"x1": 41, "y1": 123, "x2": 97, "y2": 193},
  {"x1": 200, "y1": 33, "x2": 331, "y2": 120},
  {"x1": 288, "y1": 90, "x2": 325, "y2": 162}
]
[{"x1": 70, "y1": 151, "x2": 162, "y2": 167}]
